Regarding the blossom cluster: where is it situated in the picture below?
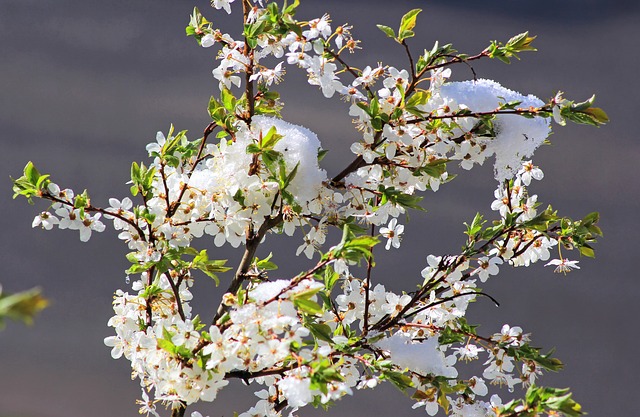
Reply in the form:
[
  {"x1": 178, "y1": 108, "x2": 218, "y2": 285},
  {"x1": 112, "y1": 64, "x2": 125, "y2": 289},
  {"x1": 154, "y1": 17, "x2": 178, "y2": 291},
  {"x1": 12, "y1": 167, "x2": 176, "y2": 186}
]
[
  {"x1": 103, "y1": 274, "x2": 340, "y2": 414},
  {"x1": 14, "y1": 1, "x2": 606, "y2": 417}
]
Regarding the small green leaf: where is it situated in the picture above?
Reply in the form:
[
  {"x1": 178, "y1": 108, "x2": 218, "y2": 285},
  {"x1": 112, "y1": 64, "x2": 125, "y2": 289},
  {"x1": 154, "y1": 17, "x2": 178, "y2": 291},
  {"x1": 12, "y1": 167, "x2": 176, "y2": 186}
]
[
  {"x1": 382, "y1": 370, "x2": 414, "y2": 391},
  {"x1": 398, "y1": 9, "x2": 422, "y2": 42},
  {"x1": 294, "y1": 298, "x2": 323, "y2": 316},
  {"x1": 221, "y1": 87, "x2": 236, "y2": 111},
  {"x1": 317, "y1": 149, "x2": 329, "y2": 162},
  {"x1": 376, "y1": 24, "x2": 396, "y2": 39},
  {"x1": 307, "y1": 322, "x2": 333, "y2": 343},
  {"x1": 256, "y1": 253, "x2": 278, "y2": 271},
  {"x1": 579, "y1": 245, "x2": 595, "y2": 258},
  {"x1": 261, "y1": 125, "x2": 283, "y2": 149},
  {"x1": 582, "y1": 107, "x2": 609, "y2": 125}
]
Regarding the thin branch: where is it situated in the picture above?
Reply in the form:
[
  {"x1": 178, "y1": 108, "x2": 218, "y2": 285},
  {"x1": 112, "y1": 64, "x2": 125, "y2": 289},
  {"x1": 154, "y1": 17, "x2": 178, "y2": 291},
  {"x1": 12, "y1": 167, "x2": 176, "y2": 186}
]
[
  {"x1": 225, "y1": 363, "x2": 300, "y2": 380},
  {"x1": 423, "y1": 51, "x2": 488, "y2": 76},
  {"x1": 167, "y1": 122, "x2": 217, "y2": 218},
  {"x1": 242, "y1": 0, "x2": 255, "y2": 122},
  {"x1": 363, "y1": 222, "x2": 375, "y2": 336},
  {"x1": 404, "y1": 291, "x2": 500, "y2": 320},
  {"x1": 145, "y1": 266, "x2": 156, "y2": 327},
  {"x1": 275, "y1": 400, "x2": 289, "y2": 413},
  {"x1": 159, "y1": 163, "x2": 172, "y2": 212},
  {"x1": 167, "y1": 272, "x2": 187, "y2": 322},
  {"x1": 405, "y1": 107, "x2": 548, "y2": 124},
  {"x1": 259, "y1": 257, "x2": 332, "y2": 306},
  {"x1": 212, "y1": 213, "x2": 284, "y2": 325},
  {"x1": 401, "y1": 40, "x2": 416, "y2": 83},
  {"x1": 402, "y1": 322, "x2": 493, "y2": 344},
  {"x1": 330, "y1": 130, "x2": 383, "y2": 185}
]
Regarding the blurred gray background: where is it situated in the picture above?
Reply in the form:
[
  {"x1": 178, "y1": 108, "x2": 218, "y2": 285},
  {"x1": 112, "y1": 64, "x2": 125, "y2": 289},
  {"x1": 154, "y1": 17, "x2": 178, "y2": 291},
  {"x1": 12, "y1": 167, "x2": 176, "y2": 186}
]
[{"x1": 1, "y1": 0, "x2": 638, "y2": 416}]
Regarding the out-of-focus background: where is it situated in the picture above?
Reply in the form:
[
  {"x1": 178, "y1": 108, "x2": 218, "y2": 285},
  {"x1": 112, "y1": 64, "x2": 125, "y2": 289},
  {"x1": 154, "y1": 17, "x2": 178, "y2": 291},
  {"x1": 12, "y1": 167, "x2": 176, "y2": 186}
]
[{"x1": 1, "y1": 0, "x2": 638, "y2": 416}]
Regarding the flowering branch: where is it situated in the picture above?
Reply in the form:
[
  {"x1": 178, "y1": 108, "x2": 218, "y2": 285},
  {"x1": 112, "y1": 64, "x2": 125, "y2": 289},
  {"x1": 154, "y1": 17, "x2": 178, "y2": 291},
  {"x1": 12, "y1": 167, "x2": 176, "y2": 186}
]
[{"x1": 13, "y1": 3, "x2": 607, "y2": 417}]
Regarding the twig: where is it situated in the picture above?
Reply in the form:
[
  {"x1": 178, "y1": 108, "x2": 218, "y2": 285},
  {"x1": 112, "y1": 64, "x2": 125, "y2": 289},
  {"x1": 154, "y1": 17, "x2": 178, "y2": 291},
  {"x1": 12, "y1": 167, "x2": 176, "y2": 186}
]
[
  {"x1": 167, "y1": 122, "x2": 217, "y2": 218},
  {"x1": 363, "y1": 222, "x2": 375, "y2": 336},
  {"x1": 212, "y1": 214, "x2": 284, "y2": 324}
]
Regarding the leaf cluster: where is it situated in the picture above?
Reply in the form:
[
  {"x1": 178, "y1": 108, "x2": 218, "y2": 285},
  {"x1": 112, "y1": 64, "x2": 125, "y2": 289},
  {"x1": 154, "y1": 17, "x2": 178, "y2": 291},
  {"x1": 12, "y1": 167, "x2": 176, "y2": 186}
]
[
  {"x1": 498, "y1": 385, "x2": 583, "y2": 417},
  {"x1": 486, "y1": 32, "x2": 537, "y2": 64},
  {"x1": 11, "y1": 162, "x2": 51, "y2": 204},
  {"x1": 130, "y1": 161, "x2": 156, "y2": 198},
  {"x1": 377, "y1": 9, "x2": 422, "y2": 43},
  {"x1": 244, "y1": 0, "x2": 302, "y2": 49}
]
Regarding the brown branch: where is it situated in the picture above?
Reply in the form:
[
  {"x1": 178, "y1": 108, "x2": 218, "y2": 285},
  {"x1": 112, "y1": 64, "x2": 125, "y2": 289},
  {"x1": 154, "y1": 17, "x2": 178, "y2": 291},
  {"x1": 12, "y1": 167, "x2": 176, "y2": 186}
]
[
  {"x1": 242, "y1": 0, "x2": 255, "y2": 122},
  {"x1": 167, "y1": 272, "x2": 187, "y2": 322},
  {"x1": 213, "y1": 213, "x2": 284, "y2": 325},
  {"x1": 330, "y1": 130, "x2": 383, "y2": 185},
  {"x1": 404, "y1": 291, "x2": 500, "y2": 320},
  {"x1": 145, "y1": 266, "x2": 156, "y2": 327},
  {"x1": 159, "y1": 163, "x2": 172, "y2": 212},
  {"x1": 373, "y1": 220, "x2": 519, "y2": 332},
  {"x1": 363, "y1": 222, "x2": 375, "y2": 336},
  {"x1": 225, "y1": 363, "x2": 300, "y2": 380},
  {"x1": 401, "y1": 40, "x2": 416, "y2": 83},
  {"x1": 167, "y1": 122, "x2": 217, "y2": 218},
  {"x1": 405, "y1": 107, "x2": 548, "y2": 125},
  {"x1": 260, "y1": 257, "x2": 332, "y2": 306},
  {"x1": 423, "y1": 51, "x2": 488, "y2": 77},
  {"x1": 402, "y1": 322, "x2": 493, "y2": 344}
]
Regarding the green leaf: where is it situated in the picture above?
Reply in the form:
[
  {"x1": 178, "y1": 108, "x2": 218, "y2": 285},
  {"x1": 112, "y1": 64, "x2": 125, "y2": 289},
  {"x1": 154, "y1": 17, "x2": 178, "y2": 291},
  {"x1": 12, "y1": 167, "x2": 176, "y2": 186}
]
[
  {"x1": 307, "y1": 322, "x2": 334, "y2": 343},
  {"x1": 192, "y1": 249, "x2": 231, "y2": 285},
  {"x1": 406, "y1": 90, "x2": 430, "y2": 108},
  {"x1": 376, "y1": 24, "x2": 396, "y2": 39},
  {"x1": 294, "y1": 298, "x2": 323, "y2": 316},
  {"x1": 579, "y1": 245, "x2": 595, "y2": 258},
  {"x1": 157, "y1": 337, "x2": 193, "y2": 359},
  {"x1": 522, "y1": 205, "x2": 559, "y2": 231},
  {"x1": 464, "y1": 213, "x2": 485, "y2": 237},
  {"x1": 261, "y1": 125, "x2": 283, "y2": 149},
  {"x1": 208, "y1": 96, "x2": 226, "y2": 122},
  {"x1": 414, "y1": 158, "x2": 448, "y2": 179},
  {"x1": 282, "y1": 161, "x2": 300, "y2": 189},
  {"x1": 292, "y1": 285, "x2": 323, "y2": 301},
  {"x1": 382, "y1": 370, "x2": 414, "y2": 391},
  {"x1": 398, "y1": 9, "x2": 422, "y2": 42},
  {"x1": 221, "y1": 87, "x2": 236, "y2": 111},
  {"x1": 284, "y1": 0, "x2": 301, "y2": 15},
  {"x1": 256, "y1": 253, "x2": 278, "y2": 271},
  {"x1": 437, "y1": 388, "x2": 450, "y2": 413},
  {"x1": 262, "y1": 149, "x2": 281, "y2": 173},
  {"x1": 317, "y1": 149, "x2": 329, "y2": 162},
  {"x1": 24, "y1": 161, "x2": 41, "y2": 184},
  {"x1": 323, "y1": 268, "x2": 340, "y2": 292},
  {"x1": 506, "y1": 31, "x2": 537, "y2": 53},
  {"x1": 379, "y1": 186, "x2": 425, "y2": 211},
  {"x1": 582, "y1": 107, "x2": 609, "y2": 125}
]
